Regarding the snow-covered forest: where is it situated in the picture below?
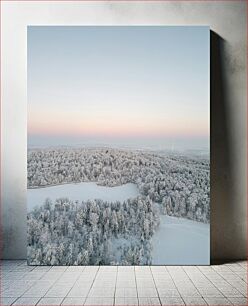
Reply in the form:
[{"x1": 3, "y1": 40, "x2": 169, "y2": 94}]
[
  {"x1": 28, "y1": 196, "x2": 160, "y2": 265},
  {"x1": 27, "y1": 148, "x2": 209, "y2": 265},
  {"x1": 28, "y1": 148, "x2": 210, "y2": 222}
]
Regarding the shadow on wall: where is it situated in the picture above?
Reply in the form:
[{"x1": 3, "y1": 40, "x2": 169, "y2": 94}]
[{"x1": 210, "y1": 31, "x2": 242, "y2": 264}]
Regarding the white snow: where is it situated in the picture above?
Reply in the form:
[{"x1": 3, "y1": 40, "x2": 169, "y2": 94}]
[
  {"x1": 27, "y1": 182, "x2": 140, "y2": 211},
  {"x1": 28, "y1": 182, "x2": 210, "y2": 265},
  {"x1": 152, "y1": 215, "x2": 210, "y2": 265}
]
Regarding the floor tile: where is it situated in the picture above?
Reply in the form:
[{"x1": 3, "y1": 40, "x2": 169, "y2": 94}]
[
  {"x1": 45, "y1": 284, "x2": 72, "y2": 297},
  {"x1": 83, "y1": 266, "x2": 99, "y2": 273},
  {"x1": 138, "y1": 287, "x2": 158, "y2": 298},
  {"x1": 118, "y1": 266, "x2": 134, "y2": 272},
  {"x1": 182, "y1": 297, "x2": 207, "y2": 305},
  {"x1": 99, "y1": 266, "x2": 117, "y2": 272},
  {"x1": 204, "y1": 297, "x2": 233, "y2": 305},
  {"x1": 67, "y1": 285, "x2": 91, "y2": 297},
  {"x1": 115, "y1": 297, "x2": 138, "y2": 305},
  {"x1": 157, "y1": 288, "x2": 180, "y2": 298},
  {"x1": 76, "y1": 278, "x2": 95, "y2": 286},
  {"x1": 136, "y1": 279, "x2": 155, "y2": 287},
  {"x1": 12, "y1": 297, "x2": 40, "y2": 305},
  {"x1": 217, "y1": 286, "x2": 244, "y2": 297},
  {"x1": 61, "y1": 297, "x2": 86, "y2": 305},
  {"x1": 2, "y1": 289, "x2": 29, "y2": 298},
  {"x1": 49, "y1": 266, "x2": 68, "y2": 272},
  {"x1": 228, "y1": 297, "x2": 248, "y2": 305},
  {"x1": 115, "y1": 287, "x2": 137, "y2": 298},
  {"x1": 135, "y1": 266, "x2": 151, "y2": 273},
  {"x1": 139, "y1": 297, "x2": 161, "y2": 305},
  {"x1": 0, "y1": 297, "x2": 18, "y2": 305},
  {"x1": 88, "y1": 287, "x2": 115, "y2": 298},
  {"x1": 116, "y1": 280, "x2": 136, "y2": 288},
  {"x1": 32, "y1": 266, "x2": 51, "y2": 272},
  {"x1": 160, "y1": 297, "x2": 185, "y2": 305},
  {"x1": 178, "y1": 288, "x2": 201, "y2": 297},
  {"x1": 40, "y1": 272, "x2": 63, "y2": 281},
  {"x1": 85, "y1": 297, "x2": 114, "y2": 305},
  {"x1": 22, "y1": 283, "x2": 53, "y2": 297},
  {"x1": 197, "y1": 287, "x2": 224, "y2": 297},
  {"x1": 66, "y1": 266, "x2": 85, "y2": 272},
  {"x1": 37, "y1": 297, "x2": 64, "y2": 305},
  {"x1": 4, "y1": 272, "x2": 27, "y2": 280},
  {"x1": 92, "y1": 280, "x2": 116, "y2": 288}
]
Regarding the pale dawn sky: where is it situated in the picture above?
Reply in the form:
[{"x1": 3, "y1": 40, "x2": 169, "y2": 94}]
[{"x1": 28, "y1": 26, "x2": 209, "y2": 151}]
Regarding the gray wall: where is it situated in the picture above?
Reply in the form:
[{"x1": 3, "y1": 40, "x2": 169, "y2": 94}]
[{"x1": 1, "y1": 1, "x2": 246, "y2": 261}]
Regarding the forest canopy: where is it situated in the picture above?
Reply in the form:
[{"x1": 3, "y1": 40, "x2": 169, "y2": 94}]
[
  {"x1": 28, "y1": 148, "x2": 210, "y2": 223},
  {"x1": 28, "y1": 196, "x2": 159, "y2": 265}
]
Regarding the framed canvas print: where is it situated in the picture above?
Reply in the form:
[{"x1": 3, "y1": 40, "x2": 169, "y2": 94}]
[{"x1": 27, "y1": 26, "x2": 210, "y2": 265}]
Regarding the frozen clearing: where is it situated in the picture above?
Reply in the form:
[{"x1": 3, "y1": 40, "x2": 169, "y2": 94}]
[
  {"x1": 28, "y1": 182, "x2": 209, "y2": 264},
  {"x1": 27, "y1": 182, "x2": 140, "y2": 211},
  {"x1": 152, "y1": 215, "x2": 210, "y2": 265}
]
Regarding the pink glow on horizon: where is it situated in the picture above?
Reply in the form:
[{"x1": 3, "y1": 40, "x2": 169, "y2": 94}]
[
  {"x1": 28, "y1": 121, "x2": 208, "y2": 139},
  {"x1": 28, "y1": 107, "x2": 209, "y2": 139}
]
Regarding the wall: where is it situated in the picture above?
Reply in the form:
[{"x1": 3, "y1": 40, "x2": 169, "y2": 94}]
[{"x1": 1, "y1": 1, "x2": 246, "y2": 261}]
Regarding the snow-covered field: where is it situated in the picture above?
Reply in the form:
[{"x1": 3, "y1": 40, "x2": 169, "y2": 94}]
[
  {"x1": 152, "y1": 215, "x2": 210, "y2": 265},
  {"x1": 27, "y1": 182, "x2": 139, "y2": 212}
]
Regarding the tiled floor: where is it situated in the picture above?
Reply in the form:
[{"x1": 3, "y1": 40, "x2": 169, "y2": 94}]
[{"x1": 1, "y1": 260, "x2": 247, "y2": 306}]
